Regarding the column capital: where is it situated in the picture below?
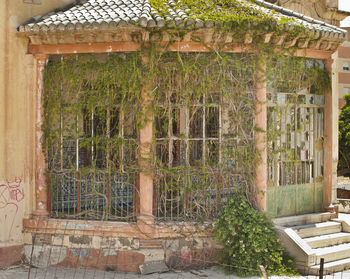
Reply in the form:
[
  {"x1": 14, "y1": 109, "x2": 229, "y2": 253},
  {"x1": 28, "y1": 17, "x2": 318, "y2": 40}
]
[{"x1": 34, "y1": 53, "x2": 48, "y2": 60}]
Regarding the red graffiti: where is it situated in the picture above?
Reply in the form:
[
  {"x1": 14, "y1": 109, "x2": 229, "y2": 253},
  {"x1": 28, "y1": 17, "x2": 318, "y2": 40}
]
[{"x1": 0, "y1": 178, "x2": 24, "y2": 238}]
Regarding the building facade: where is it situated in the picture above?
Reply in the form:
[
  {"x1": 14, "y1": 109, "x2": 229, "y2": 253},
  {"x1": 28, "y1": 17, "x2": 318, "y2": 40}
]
[{"x1": 0, "y1": 0, "x2": 348, "y2": 271}]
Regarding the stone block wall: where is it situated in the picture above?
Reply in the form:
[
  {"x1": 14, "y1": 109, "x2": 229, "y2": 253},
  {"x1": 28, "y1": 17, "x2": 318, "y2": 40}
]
[{"x1": 22, "y1": 232, "x2": 219, "y2": 273}]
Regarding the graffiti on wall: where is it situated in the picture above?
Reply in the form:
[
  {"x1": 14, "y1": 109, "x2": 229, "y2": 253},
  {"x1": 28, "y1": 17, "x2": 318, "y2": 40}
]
[{"x1": 0, "y1": 178, "x2": 24, "y2": 237}]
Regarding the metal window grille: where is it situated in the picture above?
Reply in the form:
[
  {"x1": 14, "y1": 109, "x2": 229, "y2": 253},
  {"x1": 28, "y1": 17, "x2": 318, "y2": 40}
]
[
  {"x1": 155, "y1": 91, "x2": 251, "y2": 220},
  {"x1": 153, "y1": 53, "x2": 256, "y2": 221},
  {"x1": 47, "y1": 58, "x2": 138, "y2": 221},
  {"x1": 267, "y1": 92, "x2": 325, "y2": 186}
]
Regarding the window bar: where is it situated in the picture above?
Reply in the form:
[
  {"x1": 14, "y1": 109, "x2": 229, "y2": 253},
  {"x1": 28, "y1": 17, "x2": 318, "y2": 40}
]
[
  {"x1": 119, "y1": 108, "x2": 125, "y2": 218},
  {"x1": 307, "y1": 108, "x2": 311, "y2": 183},
  {"x1": 57, "y1": 112, "x2": 63, "y2": 217},
  {"x1": 311, "y1": 107, "x2": 315, "y2": 183},
  {"x1": 120, "y1": 108, "x2": 124, "y2": 173},
  {"x1": 295, "y1": 105, "x2": 298, "y2": 185},
  {"x1": 76, "y1": 114, "x2": 80, "y2": 216},
  {"x1": 168, "y1": 94, "x2": 174, "y2": 168},
  {"x1": 168, "y1": 93, "x2": 174, "y2": 219},
  {"x1": 185, "y1": 106, "x2": 190, "y2": 217},
  {"x1": 202, "y1": 95, "x2": 206, "y2": 165},
  {"x1": 196, "y1": 97, "x2": 205, "y2": 217},
  {"x1": 58, "y1": 56, "x2": 64, "y2": 217},
  {"x1": 304, "y1": 108, "x2": 308, "y2": 183},
  {"x1": 218, "y1": 105, "x2": 222, "y2": 165},
  {"x1": 313, "y1": 107, "x2": 317, "y2": 211},
  {"x1": 276, "y1": 108, "x2": 280, "y2": 186},
  {"x1": 294, "y1": 106, "x2": 297, "y2": 213},
  {"x1": 60, "y1": 108, "x2": 63, "y2": 170},
  {"x1": 217, "y1": 103, "x2": 222, "y2": 211},
  {"x1": 91, "y1": 110, "x2": 95, "y2": 162},
  {"x1": 274, "y1": 109, "x2": 279, "y2": 186},
  {"x1": 106, "y1": 108, "x2": 110, "y2": 219},
  {"x1": 280, "y1": 108, "x2": 284, "y2": 186},
  {"x1": 91, "y1": 110, "x2": 95, "y2": 219}
]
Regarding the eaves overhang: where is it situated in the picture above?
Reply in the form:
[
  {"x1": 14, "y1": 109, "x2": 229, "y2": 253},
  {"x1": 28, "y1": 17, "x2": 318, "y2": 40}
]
[{"x1": 17, "y1": 0, "x2": 347, "y2": 52}]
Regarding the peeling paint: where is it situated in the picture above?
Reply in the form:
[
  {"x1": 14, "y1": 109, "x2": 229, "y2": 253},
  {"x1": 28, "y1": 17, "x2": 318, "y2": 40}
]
[
  {"x1": 66, "y1": 223, "x2": 89, "y2": 230},
  {"x1": 70, "y1": 248, "x2": 92, "y2": 260},
  {"x1": 102, "y1": 248, "x2": 117, "y2": 256},
  {"x1": 69, "y1": 235, "x2": 92, "y2": 245}
]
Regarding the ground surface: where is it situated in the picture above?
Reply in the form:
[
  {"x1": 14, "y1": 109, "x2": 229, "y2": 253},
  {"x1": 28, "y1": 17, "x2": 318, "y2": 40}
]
[{"x1": 1, "y1": 266, "x2": 350, "y2": 279}]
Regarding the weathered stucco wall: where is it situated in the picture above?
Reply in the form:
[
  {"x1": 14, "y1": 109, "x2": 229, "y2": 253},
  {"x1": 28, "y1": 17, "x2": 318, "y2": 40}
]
[
  {"x1": 0, "y1": 0, "x2": 75, "y2": 266},
  {"x1": 265, "y1": 0, "x2": 348, "y2": 26}
]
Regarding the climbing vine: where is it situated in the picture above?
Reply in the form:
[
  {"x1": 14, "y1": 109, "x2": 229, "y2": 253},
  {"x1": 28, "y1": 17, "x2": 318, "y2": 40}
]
[
  {"x1": 42, "y1": 46, "x2": 329, "y2": 222},
  {"x1": 149, "y1": 0, "x2": 306, "y2": 37}
]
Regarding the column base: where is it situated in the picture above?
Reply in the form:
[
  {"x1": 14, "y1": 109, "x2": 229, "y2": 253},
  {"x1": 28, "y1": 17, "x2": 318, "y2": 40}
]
[
  {"x1": 32, "y1": 209, "x2": 49, "y2": 218},
  {"x1": 137, "y1": 214, "x2": 155, "y2": 225},
  {"x1": 324, "y1": 204, "x2": 339, "y2": 219},
  {"x1": 137, "y1": 214, "x2": 155, "y2": 236}
]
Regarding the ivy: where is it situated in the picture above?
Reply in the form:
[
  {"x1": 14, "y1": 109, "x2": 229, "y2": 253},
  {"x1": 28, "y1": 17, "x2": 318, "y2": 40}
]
[
  {"x1": 149, "y1": 0, "x2": 306, "y2": 36},
  {"x1": 213, "y1": 193, "x2": 298, "y2": 277},
  {"x1": 339, "y1": 94, "x2": 350, "y2": 174},
  {"x1": 43, "y1": 49, "x2": 329, "y2": 212}
]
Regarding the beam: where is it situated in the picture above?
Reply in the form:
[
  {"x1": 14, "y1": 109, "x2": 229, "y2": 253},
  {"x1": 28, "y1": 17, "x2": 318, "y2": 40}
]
[
  {"x1": 28, "y1": 42, "x2": 142, "y2": 55},
  {"x1": 28, "y1": 41, "x2": 334, "y2": 60}
]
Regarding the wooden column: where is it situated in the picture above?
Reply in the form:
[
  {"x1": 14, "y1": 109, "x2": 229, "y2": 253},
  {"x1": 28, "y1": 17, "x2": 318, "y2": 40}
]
[
  {"x1": 255, "y1": 58, "x2": 267, "y2": 211},
  {"x1": 324, "y1": 58, "x2": 337, "y2": 209},
  {"x1": 32, "y1": 54, "x2": 49, "y2": 218},
  {"x1": 138, "y1": 54, "x2": 155, "y2": 226}
]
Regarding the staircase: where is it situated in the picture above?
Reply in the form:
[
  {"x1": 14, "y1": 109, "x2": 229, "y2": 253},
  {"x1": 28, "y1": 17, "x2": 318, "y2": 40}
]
[{"x1": 274, "y1": 213, "x2": 350, "y2": 275}]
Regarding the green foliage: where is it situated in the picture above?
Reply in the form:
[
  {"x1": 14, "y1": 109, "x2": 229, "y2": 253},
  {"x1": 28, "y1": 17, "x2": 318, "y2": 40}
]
[
  {"x1": 43, "y1": 53, "x2": 143, "y2": 174},
  {"x1": 213, "y1": 193, "x2": 298, "y2": 277},
  {"x1": 43, "y1": 45, "x2": 330, "y2": 220},
  {"x1": 267, "y1": 56, "x2": 330, "y2": 95},
  {"x1": 339, "y1": 94, "x2": 350, "y2": 172},
  {"x1": 149, "y1": 0, "x2": 306, "y2": 35}
]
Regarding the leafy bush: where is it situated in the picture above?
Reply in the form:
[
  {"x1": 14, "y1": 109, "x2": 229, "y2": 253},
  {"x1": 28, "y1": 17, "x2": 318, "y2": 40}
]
[
  {"x1": 213, "y1": 193, "x2": 298, "y2": 277},
  {"x1": 339, "y1": 94, "x2": 350, "y2": 175}
]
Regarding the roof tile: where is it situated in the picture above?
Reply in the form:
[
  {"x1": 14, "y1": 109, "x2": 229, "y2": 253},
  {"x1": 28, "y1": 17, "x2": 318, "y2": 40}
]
[{"x1": 19, "y1": 0, "x2": 346, "y2": 39}]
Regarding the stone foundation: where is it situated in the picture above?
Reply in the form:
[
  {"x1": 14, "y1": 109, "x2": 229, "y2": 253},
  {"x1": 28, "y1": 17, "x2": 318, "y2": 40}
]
[
  {"x1": 0, "y1": 245, "x2": 24, "y2": 267},
  {"x1": 23, "y1": 232, "x2": 219, "y2": 273}
]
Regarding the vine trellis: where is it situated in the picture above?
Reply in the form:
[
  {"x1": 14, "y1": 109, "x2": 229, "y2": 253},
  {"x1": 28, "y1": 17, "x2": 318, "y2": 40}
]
[{"x1": 43, "y1": 45, "x2": 329, "y2": 221}]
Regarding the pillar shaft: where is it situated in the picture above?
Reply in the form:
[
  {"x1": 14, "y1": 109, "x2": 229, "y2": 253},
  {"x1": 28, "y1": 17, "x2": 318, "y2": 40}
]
[
  {"x1": 255, "y1": 59, "x2": 267, "y2": 211},
  {"x1": 138, "y1": 54, "x2": 154, "y2": 225},
  {"x1": 32, "y1": 54, "x2": 49, "y2": 218},
  {"x1": 324, "y1": 58, "x2": 337, "y2": 208}
]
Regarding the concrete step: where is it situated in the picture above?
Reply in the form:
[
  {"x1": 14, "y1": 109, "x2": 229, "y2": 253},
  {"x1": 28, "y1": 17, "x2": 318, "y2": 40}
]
[
  {"x1": 314, "y1": 243, "x2": 350, "y2": 264},
  {"x1": 274, "y1": 212, "x2": 333, "y2": 227},
  {"x1": 304, "y1": 232, "x2": 350, "y2": 248},
  {"x1": 293, "y1": 221, "x2": 341, "y2": 238},
  {"x1": 309, "y1": 258, "x2": 350, "y2": 275}
]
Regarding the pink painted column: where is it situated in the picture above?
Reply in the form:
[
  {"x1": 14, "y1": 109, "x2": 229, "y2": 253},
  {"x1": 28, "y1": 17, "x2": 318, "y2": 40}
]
[
  {"x1": 324, "y1": 58, "x2": 336, "y2": 209},
  {"x1": 32, "y1": 53, "x2": 49, "y2": 218},
  {"x1": 255, "y1": 58, "x2": 267, "y2": 211},
  {"x1": 138, "y1": 54, "x2": 155, "y2": 226}
]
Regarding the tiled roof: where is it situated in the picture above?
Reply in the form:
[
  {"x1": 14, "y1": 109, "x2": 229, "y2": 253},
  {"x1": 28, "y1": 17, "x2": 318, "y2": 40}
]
[{"x1": 18, "y1": 0, "x2": 346, "y2": 39}]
